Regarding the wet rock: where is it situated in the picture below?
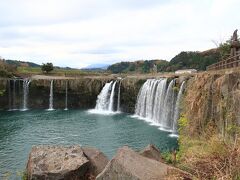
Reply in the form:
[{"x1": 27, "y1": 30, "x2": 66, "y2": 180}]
[
  {"x1": 139, "y1": 144, "x2": 163, "y2": 162},
  {"x1": 26, "y1": 145, "x2": 89, "y2": 180},
  {"x1": 82, "y1": 147, "x2": 109, "y2": 177},
  {"x1": 96, "y1": 146, "x2": 173, "y2": 180}
]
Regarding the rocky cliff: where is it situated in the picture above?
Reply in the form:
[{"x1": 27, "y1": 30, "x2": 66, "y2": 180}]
[{"x1": 183, "y1": 71, "x2": 240, "y2": 137}]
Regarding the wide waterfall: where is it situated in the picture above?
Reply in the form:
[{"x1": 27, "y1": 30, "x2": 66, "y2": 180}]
[
  {"x1": 22, "y1": 79, "x2": 31, "y2": 111},
  {"x1": 48, "y1": 80, "x2": 54, "y2": 111},
  {"x1": 64, "y1": 81, "x2": 68, "y2": 110},
  {"x1": 134, "y1": 79, "x2": 185, "y2": 134}
]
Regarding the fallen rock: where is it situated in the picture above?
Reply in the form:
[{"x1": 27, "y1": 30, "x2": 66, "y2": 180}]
[
  {"x1": 82, "y1": 147, "x2": 109, "y2": 177},
  {"x1": 139, "y1": 144, "x2": 163, "y2": 162},
  {"x1": 27, "y1": 145, "x2": 89, "y2": 180},
  {"x1": 96, "y1": 146, "x2": 173, "y2": 180}
]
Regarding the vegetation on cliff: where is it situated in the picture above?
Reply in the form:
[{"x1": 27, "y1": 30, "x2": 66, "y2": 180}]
[
  {"x1": 107, "y1": 59, "x2": 168, "y2": 74},
  {"x1": 173, "y1": 72, "x2": 240, "y2": 179},
  {"x1": 0, "y1": 58, "x2": 17, "y2": 77},
  {"x1": 107, "y1": 50, "x2": 221, "y2": 73}
]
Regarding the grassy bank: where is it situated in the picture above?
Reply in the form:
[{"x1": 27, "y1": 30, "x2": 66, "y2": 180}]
[{"x1": 17, "y1": 66, "x2": 109, "y2": 77}]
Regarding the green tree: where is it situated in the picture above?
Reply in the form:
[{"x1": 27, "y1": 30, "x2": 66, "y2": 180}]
[{"x1": 41, "y1": 63, "x2": 54, "y2": 73}]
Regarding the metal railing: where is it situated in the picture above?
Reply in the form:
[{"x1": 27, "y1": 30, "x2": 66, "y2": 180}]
[{"x1": 207, "y1": 53, "x2": 240, "y2": 71}]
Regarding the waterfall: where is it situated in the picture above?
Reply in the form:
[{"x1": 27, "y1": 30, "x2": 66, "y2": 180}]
[
  {"x1": 117, "y1": 80, "x2": 122, "y2": 112},
  {"x1": 108, "y1": 81, "x2": 117, "y2": 111},
  {"x1": 135, "y1": 78, "x2": 180, "y2": 132},
  {"x1": 90, "y1": 80, "x2": 120, "y2": 114},
  {"x1": 161, "y1": 79, "x2": 176, "y2": 129},
  {"x1": 95, "y1": 81, "x2": 113, "y2": 111},
  {"x1": 152, "y1": 79, "x2": 167, "y2": 123},
  {"x1": 64, "y1": 81, "x2": 68, "y2": 110},
  {"x1": 12, "y1": 80, "x2": 16, "y2": 110},
  {"x1": 22, "y1": 79, "x2": 31, "y2": 111},
  {"x1": 48, "y1": 80, "x2": 54, "y2": 111},
  {"x1": 8, "y1": 80, "x2": 12, "y2": 110},
  {"x1": 135, "y1": 79, "x2": 167, "y2": 122},
  {"x1": 172, "y1": 81, "x2": 185, "y2": 134}
]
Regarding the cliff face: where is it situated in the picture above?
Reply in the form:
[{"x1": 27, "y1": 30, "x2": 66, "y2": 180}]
[
  {"x1": 183, "y1": 71, "x2": 240, "y2": 136},
  {"x1": 0, "y1": 77, "x2": 147, "y2": 113}
]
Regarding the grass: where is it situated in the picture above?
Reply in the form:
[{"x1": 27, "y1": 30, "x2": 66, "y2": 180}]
[
  {"x1": 175, "y1": 115, "x2": 240, "y2": 180},
  {"x1": 17, "y1": 66, "x2": 109, "y2": 77}
]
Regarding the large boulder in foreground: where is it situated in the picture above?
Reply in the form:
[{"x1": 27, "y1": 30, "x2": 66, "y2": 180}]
[
  {"x1": 139, "y1": 144, "x2": 163, "y2": 162},
  {"x1": 96, "y1": 146, "x2": 173, "y2": 180},
  {"x1": 82, "y1": 147, "x2": 109, "y2": 177},
  {"x1": 27, "y1": 145, "x2": 89, "y2": 180}
]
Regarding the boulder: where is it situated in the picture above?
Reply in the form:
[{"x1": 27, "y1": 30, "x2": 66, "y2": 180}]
[
  {"x1": 96, "y1": 146, "x2": 173, "y2": 180},
  {"x1": 82, "y1": 147, "x2": 109, "y2": 177},
  {"x1": 26, "y1": 145, "x2": 89, "y2": 180},
  {"x1": 139, "y1": 144, "x2": 163, "y2": 162}
]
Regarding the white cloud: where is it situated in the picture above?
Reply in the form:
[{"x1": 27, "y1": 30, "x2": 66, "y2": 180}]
[{"x1": 0, "y1": 0, "x2": 239, "y2": 68}]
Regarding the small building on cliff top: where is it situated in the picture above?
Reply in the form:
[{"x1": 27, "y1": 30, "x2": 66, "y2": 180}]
[{"x1": 175, "y1": 69, "x2": 197, "y2": 74}]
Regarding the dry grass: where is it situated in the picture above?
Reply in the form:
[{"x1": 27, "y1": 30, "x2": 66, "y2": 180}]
[{"x1": 178, "y1": 135, "x2": 240, "y2": 180}]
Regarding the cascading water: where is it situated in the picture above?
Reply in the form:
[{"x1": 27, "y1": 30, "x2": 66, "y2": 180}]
[
  {"x1": 134, "y1": 78, "x2": 184, "y2": 133},
  {"x1": 135, "y1": 79, "x2": 167, "y2": 123},
  {"x1": 12, "y1": 80, "x2": 16, "y2": 110},
  {"x1": 90, "y1": 80, "x2": 120, "y2": 114},
  {"x1": 22, "y1": 79, "x2": 31, "y2": 111},
  {"x1": 108, "y1": 81, "x2": 117, "y2": 111},
  {"x1": 94, "y1": 81, "x2": 113, "y2": 111},
  {"x1": 64, "y1": 81, "x2": 68, "y2": 110},
  {"x1": 48, "y1": 80, "x2": 54, "y2": 111},
  {"x1": 172, "y1": 81, "x2": 186, "y2": 134},
  {"x1": 8, "y1": 80, "x2": 12, "y2": 110},
  {"x1": 161, "y1": 79, "x2": 176, "y2": 129},
  {"x1": 117, "y1": 80, "x2": 122, "y2": 112}
]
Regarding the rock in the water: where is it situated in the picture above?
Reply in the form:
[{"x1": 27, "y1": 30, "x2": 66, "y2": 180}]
[
  {"x1": 82, "y1": 147, "x2": 109, "y2": 177},
  {"x1": 96, "y1": 146, "x2": 173, "y2": 180},
  {"x1": 139, "y1": 144, "x2": 163, "y2": 162},
  {"x1": 26, "y1": 145, "x2": 89, "y2": 180}
]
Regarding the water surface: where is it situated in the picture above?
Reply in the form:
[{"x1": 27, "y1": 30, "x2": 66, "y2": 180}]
[{"x1": 0, "y1": 110, "x2": 177, "y2": 179}]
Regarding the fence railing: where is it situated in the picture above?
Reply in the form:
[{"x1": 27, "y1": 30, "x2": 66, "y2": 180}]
[{"x1": 207, "y1": 53, "x2": 240, "y2": 71}]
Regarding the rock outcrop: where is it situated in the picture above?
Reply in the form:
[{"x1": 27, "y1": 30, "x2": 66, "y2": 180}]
[
  {"x1": 27, "y1": 145, "x2": 90, "y2": 180},
  {"x1": 184, "y1": 71, "x2": 240, "y2": 136},
  {"x1": 139, "y1": 144, "x2": 163, "y2": 162},
  {"x1": 82, "y1": 147, "x2": 109, "y2": 177},
  {"x1": 96, "y1": 146, "x2": 172, "y2": 180}
]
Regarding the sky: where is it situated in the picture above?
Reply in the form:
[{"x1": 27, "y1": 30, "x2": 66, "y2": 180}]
[{"x1": 0, "y1": 0, "x2": 239, "y2": 68}]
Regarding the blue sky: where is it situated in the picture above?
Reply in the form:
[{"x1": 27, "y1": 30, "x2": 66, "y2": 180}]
[{"x1": 0, "y1": 0, "x2": 239, "y2": 68}]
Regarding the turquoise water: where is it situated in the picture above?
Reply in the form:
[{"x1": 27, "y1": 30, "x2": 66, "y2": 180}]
[{"x1": 0, "y1": 110, "x2": 177, "y2": 179}]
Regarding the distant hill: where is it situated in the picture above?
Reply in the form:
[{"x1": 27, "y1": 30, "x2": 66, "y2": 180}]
[
  {"x1": 5, "y1": 60, "x2": 40, "y2": 68},
  {"x1": 82, "y1": 63, "x2": 109, "y2": 70},
  {"x1": 107, "y1": 49, "x2": 221, "y2": 73}
]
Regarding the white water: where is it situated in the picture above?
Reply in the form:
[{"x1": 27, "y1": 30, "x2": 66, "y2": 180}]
[
  {"x1": 12, "y1": 80, "x2": 16, "y2": 110},
  {"x1": 117, "y1": 80, "x2": 122, "y2": 112},
  {"x1": 108, "y1": 81, "x2": 117, "y2": 111},
  {"x1": 161, "y1": 79, "x2": 176, "y2": 129},
  {"x1": 135, "y1": 79, "x2": 185, "y2": 133},
  {"x1": 64, "y1": 81, "x2": 68, "y2": 110},
  {"x1": 90, "y1": 80, "x2": 120, "y2": 114},
  {"x1": 48, "y1": 80, "x2": 54, "y2": 111},
  {"x1": 172, "y1": 81, "x2": 185, "y2": 134},
  {"x1": 8, "y1": 80, "x2": 11, "y2": 110},
  {"x1": 22, "y1": 79, "x2": 31, "y2": 111}
]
